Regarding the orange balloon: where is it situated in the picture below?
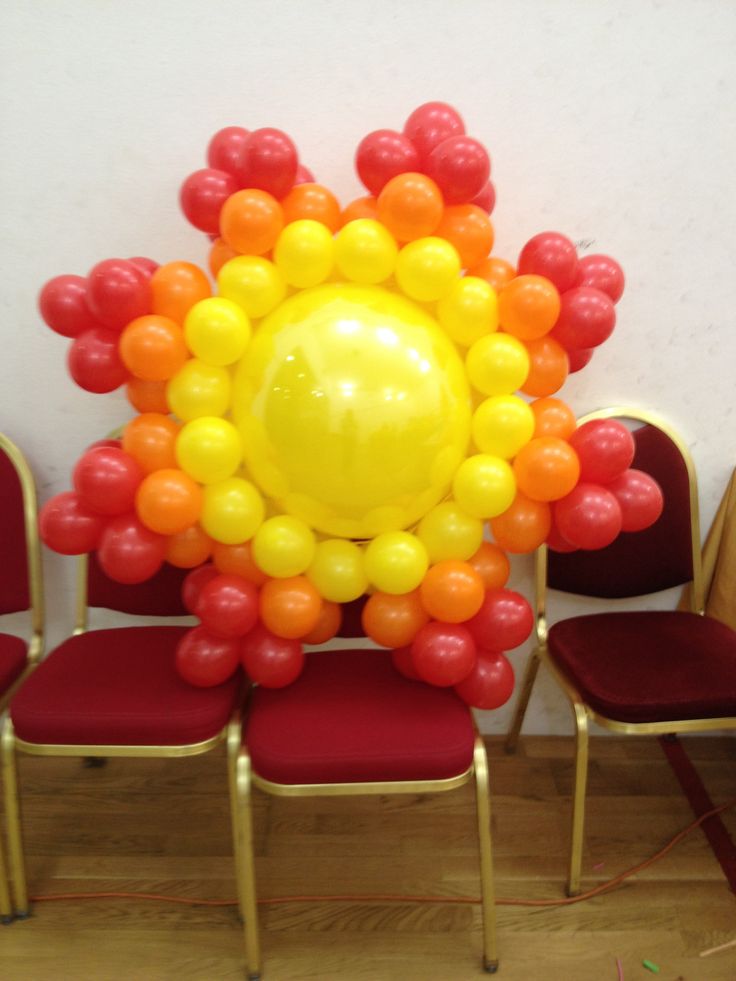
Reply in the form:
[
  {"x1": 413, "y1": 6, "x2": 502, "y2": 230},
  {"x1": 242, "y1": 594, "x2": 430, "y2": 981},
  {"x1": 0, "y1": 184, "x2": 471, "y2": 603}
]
[
  {"x1": 212, "y1": 540, "x2": 268, "y2": 586},
  {"x1": 435, "y1": 205, "x2": 494, "y2": 269},
  {"x1": 419, "y1": 560, "x2": 485, "y2": 623},
  {"x1": 136, "y1": 468, "x2": 203, "y2": 536},
  {"x1": 467, "y1": 542, "x2": 510, "y2": 591},
  {"x1": 470, "y1": 256, "x2": 517, "y2": 292},
  {"x1": 521, "y1": 336, "x2": 569, "y2": 397},
  {"x1": 260, "y1": 576, "x2": 322, "y2": 639},
  {"x1": 150, "y1": 262, "x2": 211, "y2": 324},
  {"x1": 119, "y1": 315, "x2": 189, "y2": 382},
  {"x1": 513, "y1": 437, "x2": 581, "y2": 502},
  {"x1": 209, "y1": 237, "x2": 238, "y2": 278},
  {"x1": 126, "y1": 378, "x2": 170, "y2": 414},
  {"x1": 281, "y1": 183, "x2": 341, "y2": 232},
  {"x1": 490, "y1": 492, "x2": 552, "y2": 553},
  {"x1": 219, "y1": 189, "x2": 284, "y2": 255},
  {"x1": 122, "y1": 413, "x2": 180, "y2": 474},
  {"x1": 377, "y1": 173, "x2": 443, "y2": 242},
  {"x1": 361, "y1": 590, "x2": 429, "y2": 648},
  {"x1": 302, "y1": 600, "x2": 342, "y2": 644},
  {"x1": 498, "y1": 275, "x2": 560, "y2": 341},
  {"x1": 341, "y1": 195, "x2": 379, "y2": 225},
  {"x1": 530, "y1": 397, "x2": 577, "y2": 440},
  {"x1": 164, "y1": 524, "x2": 213, "y2": 568}
]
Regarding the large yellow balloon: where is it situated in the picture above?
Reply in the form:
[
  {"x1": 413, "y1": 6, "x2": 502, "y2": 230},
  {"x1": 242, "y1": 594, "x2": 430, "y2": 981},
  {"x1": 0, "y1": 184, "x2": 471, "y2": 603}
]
[{"x1": 232, "y1": 284, "x2": 471, "y2": 538}]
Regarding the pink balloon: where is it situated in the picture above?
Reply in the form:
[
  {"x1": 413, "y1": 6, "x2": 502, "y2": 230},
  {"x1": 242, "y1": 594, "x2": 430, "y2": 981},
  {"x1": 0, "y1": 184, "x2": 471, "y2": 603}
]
[
  {"x1": 466, "y1": 589, "x2": 534, "y2": 651},
  {"x1": 573, "y1": 254, "x2": 625, "y2": 303},
  {"x1": 207, "y1": 126, "x2": 250, "y2": 176},
  {"x1": 86, "y1": 258, "x2": 151, "y2": 331},
  {"x1": 454, "y1": 651, "x2": 515, "y2": 710},
  {"x1": 569, "y1": 420, "x2": 635, "y2": 484},
  {"x1": 403, "y1": 101, "x2": 465, "y2": 163},
  {"x1": 97, "y1": 515, "x2": 166, "y2": 584},
  {"x1": 554, "y1": 484, "x2": 623, "y2": 550},
  {"x1": 607, "y1": 469, "x2": 664, "y2": 532},
  {"x1": 518, "y1": 232, "x2": 579, "y2": 292},
  {"x1": 232, "y1": 128, "x2": 299, "y2": 199},
  {"x1": 39, "y1": 491, "x2": 106, "y2": 555},
  {"x1": 67, "y1": 327, "x2": 128, "y2": 393},
  {"x1": 176, "y1": 626, "x2": 241, "y2": 687},
  {"x1": 38, "y1": 274, "x2": 99, "y2": 338},
  {"x1": 411, "y1": 622, "x2": 477, "y2": 687},
  {"x1": 241, "y1": 624, "x2": 305, "y2": 688},
  {"x1": 182, "y1": 562, "x2": 219, "y2": 614},
  {"x1": 195, "y1": 574, "x2": 259, "y2": 638},
  {"x1": 424, "y1": 135, "x2": 490, "y2": 204},
  {"x1": 72, "y1": 446, "x2": 143, "y2": 516},
  {"x1": 551, "y1": 287, "x2": 616, "y2": 351},
  {"x1": 180, "y1": 168, "x2": 238, "y2": 234},
  {"x1": 355, "y1": 129, "x2": 420, "y2": 196}
]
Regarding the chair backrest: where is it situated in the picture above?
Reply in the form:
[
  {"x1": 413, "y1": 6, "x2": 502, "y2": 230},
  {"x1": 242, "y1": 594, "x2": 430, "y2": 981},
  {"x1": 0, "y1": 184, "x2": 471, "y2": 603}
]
[
  {"x1": 76, "y1": 553, "x2": 190, "y2": 630},
  {"x1": 0, "y1": 432, "x2": 44, "y2": 658},
  {"x1": 540, "y1": 408, "x2": 703, "y2": 612},
  {"x1": 337, "y1": 597, "x2": 367, "y2": 638}
]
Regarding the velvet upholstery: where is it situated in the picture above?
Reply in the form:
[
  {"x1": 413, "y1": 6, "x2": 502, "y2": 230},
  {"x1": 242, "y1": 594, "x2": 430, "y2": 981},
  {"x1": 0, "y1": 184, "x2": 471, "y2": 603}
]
[
  {"x1": 87, "y1": 553, "x2": 189, "y2": 616},
  {"x1": 548, "y1": 611, "x2": 736, "y2": 723},
  {"x1": 245, "y1": 649, "x2": 475, "y2": 785},
  {"x1": 0, "y1": 447, "x2": 30, "y2": 614},
  {"x1": 11, "y1": 626, "x2": 240, "y2": 746},
  {"x1": 0, "y1": 633, "x2": 28, "y2": 695}
]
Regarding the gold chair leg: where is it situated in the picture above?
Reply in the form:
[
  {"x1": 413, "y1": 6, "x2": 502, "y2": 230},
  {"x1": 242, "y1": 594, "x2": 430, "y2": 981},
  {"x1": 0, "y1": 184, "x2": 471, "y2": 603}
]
[
  {"x1": 567, "y1": 703, "x2": 589, "y2": 897},
  {"x1": 0, "y1": 824, "x2": 12, "y2": 923},
  {"x1": 236, "y1": 750, "x2": 261, "y2": 980},
  {"x1": 226, "y1": 715, "x2": 246, "y2": 923},
  {"x1": 505, "y1": 647, "x2": 541, "y2": 754},
  {"x1": 473, "y1": 737, "x2": 498, "y2": 973},
  {"x1": 1, "y1": 719, "x2": 28, "y2": 916}
]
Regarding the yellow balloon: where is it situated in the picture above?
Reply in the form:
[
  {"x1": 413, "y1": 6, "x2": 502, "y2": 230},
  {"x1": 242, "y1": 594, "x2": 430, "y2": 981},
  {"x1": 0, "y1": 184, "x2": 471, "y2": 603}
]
[
  {"x1": 437, "y1": 276, "x2": 498, "y2": 347},
  {"x1": 417, "y1": 502, "x2": 484, "y2": 562},
  {"x1": 395, "y1": 237, "x2": 461, "y2": 302},
  {"x1": 167, "y1": 359, "x2": 231, "y2": 421},
  {"x1": 472, "y1": 395, "x2": 535, "y2": 458},
  {"x1": 273, "y1": 219, "x2": 335, "y2": 288},
  {"x1": 452, "y1": 454, "x2": 516, "y2": 519},
  {"x1": 217, "y1": 255, "x2": 286, "y2": 319},
  {"x1": 184, "y1": 297, "x2": 251, "y2": 367},
  {"x1": 363, "y1": 531, "x2": 429, "y2": 595},
  {"x1": 252, "y1": 515, "x2": 316, "y2": 578},
  {"x1": 334, "y1": 219, "x2": 398, "y2": 284},
  {"x1": 232, "y1": 284, "x2": 471, "y2": 538},
  {"x1": 465, "y1": 333, "x2": 530, "y2": 396},
  {"x1": 201, "y1": 477, "x2": 264, "y2": 545},
  {"x1": 307, "y1": 539, "x2": 368, "y2": 602},
  {"x1": 176, "y1": 417, "x2": 242, "y2": 485}
]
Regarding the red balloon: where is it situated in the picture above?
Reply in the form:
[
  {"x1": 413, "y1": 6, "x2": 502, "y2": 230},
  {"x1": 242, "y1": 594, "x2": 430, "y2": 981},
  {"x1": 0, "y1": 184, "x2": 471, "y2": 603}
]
[
  {"x1": 569, "y1": 420, "x2": 635, "y2": 484},
  {"x1": 180, "y1": 168, "x2": 238, "y2": 234},
  {"x1": 39, "y1": 491, "x2": 105, "y2": 555},
  {"x1": 67, "y1": 327, "x2": 128, "y2": 393},
  {"x1": 411, "y1": 622, "x2": 477, "y2": 687},
  {"x1": 568, "y1": 347, "x2": 593, "y2": 373},
  {"x1": 466, "y1": 589, "x2": 534, "y2": 651},
  {"x1": 176, "y1": 626, "x2": 240, "y2": 687},
  {"x1": 554, "y1": 484, "x2": 623, "y2": 550},
  {"x1": 182, "y1": 562, "x2": 219, "y2": 614},
  {"x1": 607, "y1": 469, "x2": 664, "y2": 532},
  {"x1": 86, "y1": 259, "x2": 151, "y2": 332},
  {"x1": 391, "y1": 645, "x2": 421, "y2": 681},
  {"x1": 518, "y1": 232, "x2": 579, "y2": 293},
  {"x1": 573, "y1": 254, "x2": 625, "y2": 303},
  {"x1": 38, "y1": 274, "x2": 98, "y2": 338},
  {"x1": 424, "y1": 135, "x2": 490, "y2": 204},
  {"x1": 97, "y1": 515, "x2": 166, "y2": 584},
  {"x1": 233, "y1": 128, "x2": 299, "y2": 199},
  {"x1": 471, "y1": 180, "x2": 496, "y2": 214},
  {"x1": 551, "y1": 287, "x2": 616, "y2": 351},
  {"x1": 241, "y1": 624, "x2": 304, "y2": 688},
  {"x1": 403, "y1": 102, "x2": 465, "y2": 163},
  {"x1": 128, "y1": 257, "x2": 159, "y2": 278},
  {"x1": 294, "y1": 163, "x2": 316, "y2": 185},
  {"x1": 546, "y1": 521, "x2": 578, "y2": 553},
  {"x1": 355, "y1": 129, "x2": 420, "y2": 196},
  {"x1": 72, "y1": 446, "x2": 143, "y2": 516},
  {"x1": 195, "y1": 574, "x2": 259, "y2": 638},
  {"x1": 207, "y1": 126, "x2": 250, "y2": 176},
  {"x1": 455, "y1": 651, "x2": 515, "y2": 710}
]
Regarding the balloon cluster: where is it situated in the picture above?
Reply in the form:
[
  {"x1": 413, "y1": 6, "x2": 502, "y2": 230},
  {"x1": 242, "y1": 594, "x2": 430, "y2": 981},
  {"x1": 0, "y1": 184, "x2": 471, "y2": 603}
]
[{"x1": 37, "y1": 101, "x2": 663, "y2": 709}]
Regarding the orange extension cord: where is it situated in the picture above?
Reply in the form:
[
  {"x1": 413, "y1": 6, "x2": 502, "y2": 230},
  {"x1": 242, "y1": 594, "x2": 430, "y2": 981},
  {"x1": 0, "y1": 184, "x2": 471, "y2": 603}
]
[{"x1": 29, "y1": 797, "x2": 736, "y2": 911}]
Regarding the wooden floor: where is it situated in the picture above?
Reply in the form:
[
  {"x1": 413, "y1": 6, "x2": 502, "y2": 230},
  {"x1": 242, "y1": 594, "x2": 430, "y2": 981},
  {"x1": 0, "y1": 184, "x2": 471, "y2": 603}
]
[{"x1": 2, "y1": 735, "x2": 735, "y2": 980}]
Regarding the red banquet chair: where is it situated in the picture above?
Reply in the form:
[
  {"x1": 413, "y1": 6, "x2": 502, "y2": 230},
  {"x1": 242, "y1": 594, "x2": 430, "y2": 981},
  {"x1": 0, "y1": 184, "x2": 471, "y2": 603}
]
[
  {"x1": 0, "y1": 433, "x2": 44, "y2": 923},
  {"x1": 233, "y1": 599, "x2": 499, "y2": 980},
  {"x1": 1, "y1": 550, "x2": 243, "y2": 919},
  {"x1": 505, "y1": 408, "x2": 736, "y2": 895}
]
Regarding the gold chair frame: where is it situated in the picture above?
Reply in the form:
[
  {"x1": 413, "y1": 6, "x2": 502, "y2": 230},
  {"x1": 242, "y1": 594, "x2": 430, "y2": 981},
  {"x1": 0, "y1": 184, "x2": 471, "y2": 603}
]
[
  {"x1": 504, "y1": 407, "x2": 736, "y2": 896},
  {"x1": 0, "y1": 432, "x2": 45, "y2": 923},
  {"x1": 1, "y1": 550, "x2": 245, "y2": 920},
  {"x1": 234, "y1": 712, "x2": 498, "y2": 979}
]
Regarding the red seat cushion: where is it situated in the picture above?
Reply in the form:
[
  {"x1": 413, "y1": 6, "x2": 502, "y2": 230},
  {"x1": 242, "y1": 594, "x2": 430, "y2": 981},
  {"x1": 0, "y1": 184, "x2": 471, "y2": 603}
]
[
  {"x1": 245, "y1": 649, "x2": 475, "y2": 785},
  {"x1": 548, "y1": 611, "x2": 736, "y2": 724},
  {"x1": 11, "y1": 626, "x2": 241, "y2": 746},
  {"x1": 0, "y1": 632, "x2": 28, "y2": 695}
]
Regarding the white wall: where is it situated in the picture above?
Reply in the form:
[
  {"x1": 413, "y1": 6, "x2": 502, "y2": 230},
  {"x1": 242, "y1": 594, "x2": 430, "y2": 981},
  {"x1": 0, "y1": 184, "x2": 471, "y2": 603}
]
[{"x1": 1, "y1": 0, "x2": 735, "y2": 733}]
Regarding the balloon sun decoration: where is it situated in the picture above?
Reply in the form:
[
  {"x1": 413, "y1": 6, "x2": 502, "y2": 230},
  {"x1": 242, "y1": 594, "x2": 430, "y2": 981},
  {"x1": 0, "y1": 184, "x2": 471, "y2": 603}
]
[{"x1": 38, "y1": 102, "x2": 663, "y2": 706}]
